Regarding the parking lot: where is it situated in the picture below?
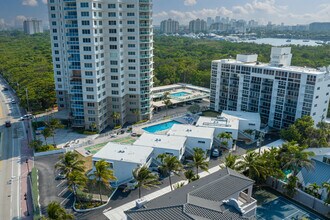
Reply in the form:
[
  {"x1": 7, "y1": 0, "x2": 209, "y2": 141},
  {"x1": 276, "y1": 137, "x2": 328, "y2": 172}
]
[{"x1": 34, "y1": 154, "x2": 74, "y2": 215}]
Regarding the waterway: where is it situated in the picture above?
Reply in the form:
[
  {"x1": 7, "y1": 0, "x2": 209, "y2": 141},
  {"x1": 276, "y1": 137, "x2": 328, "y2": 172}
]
[{"x1": 239, "y1": 38, "x2": 326, "y2": 47}]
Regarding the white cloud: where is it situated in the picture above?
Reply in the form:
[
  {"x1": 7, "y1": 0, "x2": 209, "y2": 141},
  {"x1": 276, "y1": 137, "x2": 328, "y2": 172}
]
[
  {"x1": 184, "y1": 0, "x2": 197, "y2": 6},
  {"x1": 22, "y1": 0, "x2": 38, "y2": 6},
  {"x1": 41, "y1": 0, "x2": 48, "y2": 4}
]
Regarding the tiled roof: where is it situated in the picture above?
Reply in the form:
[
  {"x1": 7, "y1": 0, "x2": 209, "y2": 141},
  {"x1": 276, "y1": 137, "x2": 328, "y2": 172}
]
[
  {"x1": 125, "y1": 205, "x2": 193, "y2": 220},
  {"x1": 184, "y1": 204, "x2": 247, "y2": 220},
  {"x1": 125, "y1": 168, "x2": 255, "y2": 220},
  {"x1": 189, "y1": 173, "x2": 253, "y2": 202}
]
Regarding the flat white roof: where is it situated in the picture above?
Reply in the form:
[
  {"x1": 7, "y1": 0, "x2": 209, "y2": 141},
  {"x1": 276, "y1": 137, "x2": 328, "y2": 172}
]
[
  {"x1": 167, "y1": 124, "x2": 214, "y2": 139},
  {"x1": 93, "y1": 142, "x2": 153, "y2": 164},
  {"x1": 134, "y1": 133, "x2": 186, "y2": 151},
  {"x1": 213, "y1": 59, "x2": 325, "y2": 74},
  {"x1": 196, "y1": 116, "x2": 239, "y2": 130},
  {"x1": 221, "y1": 110, "x2": 261, "y2": 124}
]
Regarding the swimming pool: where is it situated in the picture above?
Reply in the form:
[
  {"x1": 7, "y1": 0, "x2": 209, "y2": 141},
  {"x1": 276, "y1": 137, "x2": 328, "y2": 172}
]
[
  {"x1": 170, "y1": 92, "x2": 190, "y2": 98},
  {"x1": 143, "y1": 120, "x2": 181, "y2": 133}
]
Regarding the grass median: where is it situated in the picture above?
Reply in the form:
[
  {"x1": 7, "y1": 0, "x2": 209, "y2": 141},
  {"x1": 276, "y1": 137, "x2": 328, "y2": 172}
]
[{"x1": 31, "y1": 167, "x2": 41, "y2": 219}]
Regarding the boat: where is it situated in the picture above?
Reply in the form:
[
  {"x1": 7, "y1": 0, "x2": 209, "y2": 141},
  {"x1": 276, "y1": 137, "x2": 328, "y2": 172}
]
[
  {"x1": 286, "y1": 39, "x2": 291, "y2": 42},
  {"x1": 315, "y1": 41, "x2": 323, "y2": 44},
  {"x1": 248, "y1": 37, "x2": 257, "y2": 40},
  {"x1": 302, "y1": 39, "x2": 310, "y2": 42}
]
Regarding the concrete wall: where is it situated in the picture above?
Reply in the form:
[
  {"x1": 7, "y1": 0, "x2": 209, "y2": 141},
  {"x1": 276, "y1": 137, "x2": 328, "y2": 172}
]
[
  {"x1": 151, "y1": 147, "x2": 183, "y2": 161},
  {"x1": 266, "y1": 177, "x2": 330, "y2": 218}
]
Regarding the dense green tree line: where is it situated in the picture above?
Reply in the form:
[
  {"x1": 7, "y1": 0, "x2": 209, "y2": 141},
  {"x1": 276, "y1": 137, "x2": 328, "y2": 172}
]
[
  {"x1": 153, "y1": 36, "x2": 330, "y2": 87},
  {"x1": 0, "y1": 31, "x2": 55, "y2": 112},
  {"x1": 0, "y1": 31, "x2": 329, "y2": 116}
]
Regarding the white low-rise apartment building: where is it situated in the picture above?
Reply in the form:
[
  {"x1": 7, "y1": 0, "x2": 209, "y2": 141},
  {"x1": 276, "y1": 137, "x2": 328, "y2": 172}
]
[
  {"x1": 210, "y1": 47, "x2": 330, "y2": 129},
  {"x1": 167, "y1": 124, "x2": 214, "y2": 154},
  {"x1": 92, "y1": 142, "x2": 153, "y2": 186},
  {"x1": 133, "y1": 133, "x2": 186, "y2": 161}
]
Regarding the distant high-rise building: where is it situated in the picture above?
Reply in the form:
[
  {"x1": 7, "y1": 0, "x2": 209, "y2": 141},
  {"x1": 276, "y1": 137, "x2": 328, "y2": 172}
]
[
  {"x1": 188, "y1": 18, "x2": 207, "y2": 33},
  {"x1": 215, "y1": 16, "x2": 221, "y2": 23},
  {"x1": 23, "y1": 19, "x2": 43, "y2": 34},
  {"x1": 309, "y1": 22, "x2": 330, "y2": 32},
  {"x1": 210, "y1": 47, "x2": 330, "y2": 129},
  {"x1": 47, "y1": 0, "x2": 154, "y2": 131},
  {"x1": 206, "y1": 17, "x2": 214, "y2": 28},
  {"x1": 160, "y1": 18, "x2": 179, "y2": 34}
]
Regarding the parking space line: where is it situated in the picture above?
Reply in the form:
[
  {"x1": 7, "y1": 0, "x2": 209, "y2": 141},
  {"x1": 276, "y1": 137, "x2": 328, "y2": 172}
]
[
  {"x1": 58, "y1": 186, "x2": 68, "y2": 196},
  {"x1": 60, "y1": 192, "x2": 73, "y2": 205},
  {"x1": 56, "y1": 180, "x2": 66, "y2": 188}
]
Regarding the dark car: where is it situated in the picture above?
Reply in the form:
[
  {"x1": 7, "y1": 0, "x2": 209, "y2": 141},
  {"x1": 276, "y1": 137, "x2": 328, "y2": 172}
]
[
  {"x1": 3, "y1": 87, "x2": 8, "y2": 91},
  {"x1": 5, "y1": 121, "x2": 11, "y2": 127}
]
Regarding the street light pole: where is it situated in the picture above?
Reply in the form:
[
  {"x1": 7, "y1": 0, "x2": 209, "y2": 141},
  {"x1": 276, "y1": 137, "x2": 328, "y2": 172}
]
[
  {"x1": 24, "y1": 193, "x2": 30, "y2": 216},
  {"x1": 25, "y1": 88, "x2": 30, "y2": 113},
  {"x1": 26, "y1": 158, "x2": 30, "y2": 175}
]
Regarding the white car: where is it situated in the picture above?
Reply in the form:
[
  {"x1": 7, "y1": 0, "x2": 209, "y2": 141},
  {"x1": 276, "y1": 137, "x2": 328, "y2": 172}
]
[{"x1": 11, "y1": 99, "x2": 16, "y2": 104}]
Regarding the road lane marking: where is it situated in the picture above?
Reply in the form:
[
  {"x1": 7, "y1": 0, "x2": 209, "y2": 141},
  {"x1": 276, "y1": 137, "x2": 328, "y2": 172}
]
[{"x1": 60, "y1": 192, "x2": 73, "y2": 205}]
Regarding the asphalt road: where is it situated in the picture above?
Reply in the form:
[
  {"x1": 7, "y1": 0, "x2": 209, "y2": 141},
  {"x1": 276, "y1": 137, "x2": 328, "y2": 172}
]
[
  {"x1": 35, "y1": 154, "x2": 74, "y2": 216},
  {"x1": 0, "y1": 82, "x2": 26, "y2": 220}
]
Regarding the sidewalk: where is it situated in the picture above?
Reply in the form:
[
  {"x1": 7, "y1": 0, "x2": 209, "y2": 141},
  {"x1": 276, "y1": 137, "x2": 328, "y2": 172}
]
[
  {"x1": 103, "y1": 165, "x2": 222, "y2": 220},
  {"x1": 20, "y1": 121, "x2": 34, "y2": 219}
]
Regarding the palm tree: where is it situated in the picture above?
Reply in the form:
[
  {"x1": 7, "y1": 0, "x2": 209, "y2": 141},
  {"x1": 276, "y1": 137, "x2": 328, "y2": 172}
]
[
  {"x1": 132, "y1": 109, "x2": 140, "y2": 123},
  {"x1": 112, "y1": 112, "x2": 121, "y2": 127},
  {"x1": 55, "y1": 151, "x2": 85, "y2": 178},
  {"x1": 190, "y1": 148, "x2": 208, "y2": 176},
  {"x1": 284, "y1": 175, "x2": 299, "y2": 197},
  {"x1": 67, "y1": 171, "x2": 87, "y2": 203},
  {"x1": 322, "y1": 182, "x2": 330, "y2": 204},
  {"x1": 132, "y1": 165, "x2": 160, "y2": 198},
  {"x1": 221, "y1": 153, "x2": 239, "y2": 170},
  {"x1": 157, "y1": 154, "x2": 183, "y2": 191},
  {"x1": 163, "y1": 91, "x2": 172, "y2": 116},
  {"x1": 46, "y1": 201, "x2": 74, "y2": 220},
  {"x1": 280, "y1": 142, "x2": 315, "y2": 176},
  {"x1": 90, "y1": 122, "x2": 97, "y2": 132},
  {"x1": 47, "y1": 118, "x2": 64, "y2": 146},
  {"x1": 88, "y1": 160, "x2": 116, "y2": 203},
  {"x1": 308, "y1": 183, "x2": 321, "y2": 197},
  {"x1": 217, "y1": 132, "x2": 233, "y2": 149},
  {"x1": 42, "y1": 127, "x2": 53, "y2": 145},
  {"x1": 236, "y1": 151, "x2": 267, "y2": 182},
  {"x1": 184, "y1": 169, "x2": 196, "y2": 183}
]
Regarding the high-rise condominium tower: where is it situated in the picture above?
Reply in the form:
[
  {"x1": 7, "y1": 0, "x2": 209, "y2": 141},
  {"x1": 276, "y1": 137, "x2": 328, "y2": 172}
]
[
  {"x1": 47, "y1": 0, "x2": 153, "y2": 131},
  {"x1": 210, "y1": 47, "x2": 330, "y2": 129},
  {"x1": 23, "y1": 19, "x2": 43, "y2": 35}
]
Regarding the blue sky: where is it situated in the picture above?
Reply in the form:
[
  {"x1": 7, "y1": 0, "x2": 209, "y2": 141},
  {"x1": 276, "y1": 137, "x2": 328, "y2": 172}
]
[{"x1": 1, "y1": 0, "x2": 330, "y2": 26}]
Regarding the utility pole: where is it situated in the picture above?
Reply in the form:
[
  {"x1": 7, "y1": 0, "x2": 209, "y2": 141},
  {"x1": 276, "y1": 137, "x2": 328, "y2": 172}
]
[{"x1": 25, "y1": 88, "x2": 30, "y2": 113}]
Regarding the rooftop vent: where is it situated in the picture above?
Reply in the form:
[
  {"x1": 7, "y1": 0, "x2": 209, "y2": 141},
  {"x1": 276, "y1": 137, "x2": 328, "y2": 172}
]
[{"x1": 118, "y1": 150, "x2": 125, "y2": 153}]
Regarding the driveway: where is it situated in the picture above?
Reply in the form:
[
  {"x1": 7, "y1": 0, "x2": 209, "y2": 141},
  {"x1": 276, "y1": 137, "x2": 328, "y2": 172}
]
[{"x1": 34, "y1": 154, "x2": 74, "y2": 215}]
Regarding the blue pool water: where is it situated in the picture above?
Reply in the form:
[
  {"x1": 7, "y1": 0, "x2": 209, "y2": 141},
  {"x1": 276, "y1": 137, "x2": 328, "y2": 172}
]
[
  {"x1": 143, "y1": 121, "x2": 181, "y2": 133},
  {"x1": 170, "y1": 92, "x2": 190, "y2": 98}
]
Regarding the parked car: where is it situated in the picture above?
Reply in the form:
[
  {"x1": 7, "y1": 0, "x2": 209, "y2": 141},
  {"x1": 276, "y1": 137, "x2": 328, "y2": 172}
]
[
  {"x1": 131, "y1": 133, "x2": 137, "y2": 137},
  {"x1": 11, "y1": 99, "x2": 16, "y2": 104},
  {"x1": 212, "y1": 149, "x2": 220, "y2": 157},
  {"x1": 5, "y1": 121, "x2": 11, "y2": 127},
  {"x1": 3, "y1": 87, "x2": 8, "y2": 91},
  {"x1": 55, "y1": 172, "x2": 66, "y2": 180}
]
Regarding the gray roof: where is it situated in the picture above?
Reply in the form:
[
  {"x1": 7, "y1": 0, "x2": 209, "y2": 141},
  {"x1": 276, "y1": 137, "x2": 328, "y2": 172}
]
[
  {"x1": 297, "y1": 159, "x2": 330, "y2": 186},
  {"x1": 190, "y1": 170, "x2": 254, "y2": 202},
  {"x1": 125, "y1": 168, "x2": 254, "y2": 220}
]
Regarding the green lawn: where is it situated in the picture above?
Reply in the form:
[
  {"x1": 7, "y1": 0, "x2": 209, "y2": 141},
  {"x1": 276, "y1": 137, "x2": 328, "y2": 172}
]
[
  {"x1": 110, "y1": 136, "x2": 136, "y2": 144},
  {"x1": 85, "y1": 142, "x2": 108, "y2": 155}
]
